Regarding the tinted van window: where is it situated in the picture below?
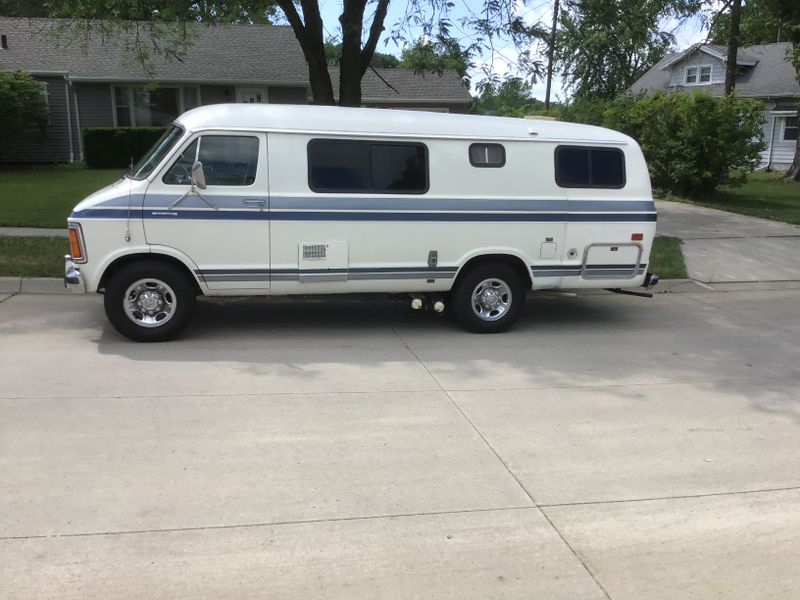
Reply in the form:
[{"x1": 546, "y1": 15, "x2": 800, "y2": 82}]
[
  {"x1": 555, "y1": 146, "x2": 625, "y2": 188},
  {"x1": 308, "y1": 139, "x2": 428, "y2": 194}
]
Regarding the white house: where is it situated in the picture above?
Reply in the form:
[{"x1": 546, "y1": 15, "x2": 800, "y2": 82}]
[{"x1": 630, "y1": 42, "x2": 799, "y2": 170}]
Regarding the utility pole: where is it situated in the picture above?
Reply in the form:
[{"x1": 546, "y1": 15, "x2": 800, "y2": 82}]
[{"x1": 544, "y1": 0, "x2": 560, "y2": 110}]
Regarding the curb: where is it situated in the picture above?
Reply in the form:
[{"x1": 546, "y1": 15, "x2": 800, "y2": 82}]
[{"x1": 0, "y1": 277, "x2": 72, "y2": 295}]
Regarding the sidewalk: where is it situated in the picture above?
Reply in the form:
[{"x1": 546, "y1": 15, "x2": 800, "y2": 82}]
[
  {"x1": 0, "y1": 227, "x2": 67, "y2": 237},
  {"x1": 655, "y1": 200, "x2": 800, "y2": 283}
]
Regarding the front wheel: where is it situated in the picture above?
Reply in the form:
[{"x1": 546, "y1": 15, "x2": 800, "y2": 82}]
[
  {"x1": 452, "y1": 264, "x2": 526, "y2": 333},
  {"x1": 104, "y1": 261, "x2": 197, "y2": 342}
]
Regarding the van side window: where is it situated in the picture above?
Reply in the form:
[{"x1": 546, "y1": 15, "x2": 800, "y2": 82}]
[
  {"x1": 469, "y1": 143, "x2": 505, "y2": 167},
  {"x1": 163, "y1": 136, "x2": 259, "y2": 186},
  {"x1": 308, "y1": 139, "x2": 428, "y2": 194},
  {"x1": 555, "y1": 146, "x2": 625, "y2": 188}
]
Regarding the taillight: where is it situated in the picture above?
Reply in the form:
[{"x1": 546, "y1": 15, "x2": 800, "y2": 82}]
[{"x1": 68, "y1": 224, "x2": 86, "y2": 263}]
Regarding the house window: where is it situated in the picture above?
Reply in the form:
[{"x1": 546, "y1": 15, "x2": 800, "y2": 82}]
[
  {"x1": 783, "y1": 117, "x2": 798, "y2": 142},
  {"x1": 685, "y1": 65, "x2": 712, "y2": 85},
  {"x1": 555, "y1": 146, "x2": 626, "y2": 189},
  {"x1": 113, "y1": 86, "x2": 200, "y2": 126},
  {"x1": 469, "y1": 143, "x2": 506, "y2": 167},
  {"x1": 308, "y1": 139, "x2": 429, "y2": 194}
]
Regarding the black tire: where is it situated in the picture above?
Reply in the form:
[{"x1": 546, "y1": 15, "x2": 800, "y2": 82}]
[
  {"x1": 451, "y1": 263, "x2": 526, "y2": 333},
  {"x1": 104, "y1": 261, "x2": 197, "y2": 342}
]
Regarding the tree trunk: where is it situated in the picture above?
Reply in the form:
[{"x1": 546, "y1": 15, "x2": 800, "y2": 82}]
[
  {"x1": 339, "y1": 0, "x2": 367, "y2": 107},
  {"x1": 544, "y1": 0, "x2": 560, "y2": 110},
  {"x1": 787, "y1": 107, "x2": 800, "y2": 181},
  {"x1": 724, "y1": 0, "x2": 742, "y2": 95},
  {"x1": 275, "y1": 0, "x2": 336, "y2": 105}
]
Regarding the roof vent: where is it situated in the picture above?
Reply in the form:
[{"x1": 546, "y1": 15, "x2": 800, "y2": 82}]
[{"x1": 1, "y1": 35, "x2": 8, "y2": 50}]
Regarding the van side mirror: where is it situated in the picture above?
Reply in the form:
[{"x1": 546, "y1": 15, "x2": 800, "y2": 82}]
[{"x1": 191, "y1": 161, "x2": 207, "y2": 189}]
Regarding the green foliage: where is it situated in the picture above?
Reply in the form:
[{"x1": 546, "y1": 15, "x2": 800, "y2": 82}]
[
  {"x1": 82, "y1": 127, "x2": 168, "y2": 169},
  {"x1": 324, "y1": 41, "x2": 399, "y2": 68},
  {"x1": 398, "y1": 37, "x2": 472, "y2": 88},
  {"x1": 556, "y1": 0, "x2": 700, "y2": 100},
  {"x1": 649, "y1": 236, "x2": 688, "y2": 279},
  {"x1": 709, "y1": 0, "x2": 787, "y2": 45},
  {"x1": 472, "y1": 78, "x2": 543, "y2": 117},
  {"x1": 0, "y1": 70, "x2": 49, "y2": 142},
  {"x1": 557, "y1": 96, "x2": 611, "y2": 126},
  {"x1": 600, "y1": 92, "x2": 766, "y2": 196},
  {"x1": 0, "y1": 236, "x2": 69, "y2": 278}
]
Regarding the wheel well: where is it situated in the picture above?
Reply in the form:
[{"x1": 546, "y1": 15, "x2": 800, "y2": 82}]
[
  {"x1": 455, "y1": 254, "x2": 532, "y2": 289},
  {"x1": 99, "y1": 253, "x2": 202, "y2": 294}
]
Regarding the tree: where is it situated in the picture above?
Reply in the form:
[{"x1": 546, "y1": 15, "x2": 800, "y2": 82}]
[
  {"x1": 0, "y1": 70, "x2": 48, "y2": 142},
  {"x1": 708, "y1": 0, "x2": 787, "y2": 45},
  {"x1": 724, "y1": 0, "x2": 742, "y2": 95},
  {"x1": 473, "y1": 78, "x2": 543, "y2": 116},
  {"x1": 555, "y1": 0, "x2": 700, "y2": 100}
]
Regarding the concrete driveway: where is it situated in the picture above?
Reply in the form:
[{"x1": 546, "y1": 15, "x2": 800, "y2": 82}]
[
  {"x1": 2, "y1": 288, "x2": 800, "y2": 599},
  {"x1": 656, "y1": 200, "x2": 800, "y2": 283}
]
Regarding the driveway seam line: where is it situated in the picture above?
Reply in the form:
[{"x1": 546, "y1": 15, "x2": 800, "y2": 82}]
[
  {"x1": 0, "y1": 505, "x2": 535, "y2": 541},
  {"x1": 0, "y1": 292, "x2": 18, "y2": 303},
  {"x1": 380, "y1": 310, "x2": 612, "y2": 600},
  {"x1": 683, "y1": 293, "x2": 800, "y2": 335},
  {"x1": 539, "y1": 485, "x2": 800, "y2": 508}
]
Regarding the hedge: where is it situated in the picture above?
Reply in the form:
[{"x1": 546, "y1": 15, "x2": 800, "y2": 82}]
[{"x1": 82, "y1": 127, "x2": 168, "y2": 169}]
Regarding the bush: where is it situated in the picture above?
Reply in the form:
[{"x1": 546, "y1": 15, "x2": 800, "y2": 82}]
[
  {"x1": 560, "y1": 92, "x2": 766, "y2": 196},
  {"x1": 82, "y1": 127, "x2": 168, "y2": 168},
  {"x1": 0, "y1": 70, "x2": 49, "y2": 141},
  {"x1": 603, "y1": 92, "x2": 766, "y2": 197}
]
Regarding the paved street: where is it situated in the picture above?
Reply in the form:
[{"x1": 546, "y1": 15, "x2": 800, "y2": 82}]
[{"x1": 2, "y1": 286, "x2": 799, "y2": 599}]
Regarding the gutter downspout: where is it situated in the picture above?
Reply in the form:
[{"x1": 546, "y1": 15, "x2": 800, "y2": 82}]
[
  {"x1": 71, "y1": 79, "x2": 83, "y2": 161},
  {"x1": 63, "y1": 76, "x2": 74, "y2": 163}
]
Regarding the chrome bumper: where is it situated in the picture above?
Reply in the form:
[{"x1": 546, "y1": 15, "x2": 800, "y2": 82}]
[{"x1": 64, "y1": 255, "x2": 86, "y2": 293}]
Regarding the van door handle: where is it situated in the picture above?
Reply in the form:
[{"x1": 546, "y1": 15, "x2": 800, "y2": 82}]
[{"x1": 243, "y1": 199, "x2": 265, "y2": 207}]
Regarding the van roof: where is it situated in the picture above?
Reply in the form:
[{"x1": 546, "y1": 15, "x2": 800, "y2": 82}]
[{"x1": 175, "y1": 104, "x2": 631, "y2": 145}]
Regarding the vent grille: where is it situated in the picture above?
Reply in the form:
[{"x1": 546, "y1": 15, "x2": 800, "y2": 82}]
[{"x1": 302, "y1": 244, "x2": 327, "y2": 260}]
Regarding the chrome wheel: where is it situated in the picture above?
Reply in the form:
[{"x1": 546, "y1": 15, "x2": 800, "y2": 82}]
[
  {"x1": 470, "y1": 277, "x2": 513, "y2": 321},
  {"x1": 123, "y1": 278, "x2": 177, "y2": 328}
]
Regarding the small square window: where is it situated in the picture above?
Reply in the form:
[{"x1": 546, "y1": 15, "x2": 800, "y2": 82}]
[
  {"x1": 469, "y1": 143, "x2": 505, "y2": 167},
  {"x1": 699, "y1": 66, "x2": 712, "y2": 82},
  {"x1": 685, "y1": 67, "x2": 697, "y2": 84}
]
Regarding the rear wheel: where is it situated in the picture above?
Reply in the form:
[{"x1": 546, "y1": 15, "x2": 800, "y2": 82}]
[
  {"x1": 452, "y1": 263, "x2": 526, "y2": 333},
  {"x1": 104, "y1": 261, "x2": 197, "y2": 342}
]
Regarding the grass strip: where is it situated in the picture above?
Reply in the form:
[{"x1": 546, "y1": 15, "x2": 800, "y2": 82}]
[
  {"x1": 0, "y1": 236, "x2": 69, "y2": 278},
  {"x1": 649, "y1": 235, "x2": 688, "y2": 280}
]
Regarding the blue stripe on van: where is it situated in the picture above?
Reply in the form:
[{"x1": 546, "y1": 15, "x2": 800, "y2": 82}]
[{"x1": 71, "y1": 208, "x2": 656, "y2": 223}]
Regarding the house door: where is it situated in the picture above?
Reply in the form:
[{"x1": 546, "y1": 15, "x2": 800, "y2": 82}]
[{"x1": 238, "y1": 87, "x2": 268, "y2": 104}]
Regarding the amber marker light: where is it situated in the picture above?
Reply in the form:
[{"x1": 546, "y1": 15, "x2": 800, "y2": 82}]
[{"x1": 68, "y1": 225, "x2": 85, "y2": 262}]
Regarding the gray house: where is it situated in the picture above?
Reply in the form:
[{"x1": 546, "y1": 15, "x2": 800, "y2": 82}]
[
  {"x1": 630, "y1": 42, "x2": 799, "y2": 169},
  {"x1": 0, "y1": 17, "x2": 472, "y2": 164}
]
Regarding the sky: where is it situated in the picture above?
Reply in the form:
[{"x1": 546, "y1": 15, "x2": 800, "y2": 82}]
[{"x1": 309, "y1": 0, "x2": 715, "y2": 101}]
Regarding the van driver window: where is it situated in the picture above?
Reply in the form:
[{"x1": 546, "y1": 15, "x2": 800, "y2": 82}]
[
  {"x1": 555, "y1": 146, "x2": 625, "y2": 188},
  {"x1": 163, "y1": 136, "x2": 259, "y2": 186},
  {"x1": 308, "y1": 139, "x2": 428, "y2": 194}
]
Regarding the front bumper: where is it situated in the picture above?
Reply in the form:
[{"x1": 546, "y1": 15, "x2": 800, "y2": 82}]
[{"x1": 64, "y1": 255, "x2": 86, "y2": 293}]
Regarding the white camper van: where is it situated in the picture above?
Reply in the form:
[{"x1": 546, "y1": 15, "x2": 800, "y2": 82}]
[{"x1": 65, "y1": 104, "x2": 658, "y2": 341}]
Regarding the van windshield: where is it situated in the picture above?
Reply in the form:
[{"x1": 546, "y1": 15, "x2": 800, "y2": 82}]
[{"x1": 130, "y1": 125, "x2": 185, "y2": 180}]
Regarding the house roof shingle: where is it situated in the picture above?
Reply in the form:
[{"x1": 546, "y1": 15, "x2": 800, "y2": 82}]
[
  {"x1": 630, "y1": 42, "x2": 800, "y2": 98},
  {"x1": 0, "y1": 17, "x2": 471, "y2": 103}
]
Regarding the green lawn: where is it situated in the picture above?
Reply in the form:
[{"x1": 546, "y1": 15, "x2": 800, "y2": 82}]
[
  {"x1": 668, "y1": 172, "x2": 800, "y2": 225},
  {"x1": 0, "y1": 165, "x2": 120, "y2": 228},
  {"x1": 649, "y1": 236, "x2": 688, "y2": 280},
  {"x1": 0, "y1": 236, "x2": 69, "y2": 277}
]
